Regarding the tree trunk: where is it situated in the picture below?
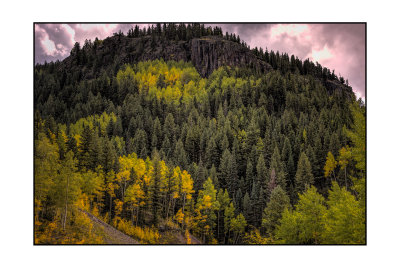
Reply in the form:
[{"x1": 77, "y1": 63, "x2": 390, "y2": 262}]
[
  {"x1": 136, "y1": 207, "x2": 140, "y2": 226},
  {"x1": 109, "y1": 195, "x2": 112, "y2": 224},
  {"x1": 217, "y1": 211, "x2": 220, "y2": 240},
  {"x1": 63, "y1": 175, "x2": 70, "y2": 230},
  {"x1": 234, "y1": 233, "x2": 240, "y2": 244},
  {"x1": 166, "y1": 196, "x2": 171, "y2": 221},
  {"x1": 182, "y1": 195, "x2": 186, "y2": 229}
]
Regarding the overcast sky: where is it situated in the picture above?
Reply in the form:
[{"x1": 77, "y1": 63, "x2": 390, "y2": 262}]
[{"x1": 35, "y1": 23, "x2": 365, "y2": 99}]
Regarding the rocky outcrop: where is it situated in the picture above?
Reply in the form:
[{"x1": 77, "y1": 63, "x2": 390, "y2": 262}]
[
  {"x1": 323, "y1": 79, "x2": 355, "y2": 100},
  {"x1": 189, "y1": 37, "x2": 272, "y2": 76},
  {"x1": 60, "y1": 34, "x2": 353, "y2": 101},
  {"x1": 61, "y1": 35, "x2": 272, "y2": 79}
]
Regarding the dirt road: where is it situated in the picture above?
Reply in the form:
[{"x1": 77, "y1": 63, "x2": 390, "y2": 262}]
[{"x1": 80, "y1": 209, "x2": 140, "y2": 244}]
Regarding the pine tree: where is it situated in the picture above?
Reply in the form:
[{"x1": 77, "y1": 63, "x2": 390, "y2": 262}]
[
  {"x1": 256, "y1": 154, "x2": 268, "y2": 190},
  {"x1": 113, "y1": 117, "x2": 123, "y2": 137},
  {"x1": 152, "y1": 117, "x2": 162, "y2": 149},
  {"x1": 228, "y1": 152, "x2": 238, "y2": 195},
  {"x1": 269, "y1": 146, "x2": 286, "y2": 191},
  {"x1": 234, "y1": 188, "x2": 243, "y2": 212},
  {"x1": 338, "y1": 146, "x2": 351, "y2": 189},
  {"x1": 262, "y1": 185, "x2": 290, "y2": 236},
  {"x1": 79, "y1": 125, "x2": 93, "y2": 170},
  {"x1": 295, "y1": 152, "x2": 314, "y2": 196},
  {"x1": 209, "y1": 164, "x2": 219, "y2": 189},
  {"x1": 243, "y1": 192, "x2": 251, "y2": 221},
  {"x1": 133, "y1": 129, "x2": 148, "y2": 159},
  {"x1": 193, "y1": 160, "x2": 207, "y2": 193},
  {"x1": 150, "y1": 153, "x2": 162, "y2": 226},
  {"x1": 205, "y1": 136, "x2": 219, "y2": 169},
  {"x1": 281, "y1": 137, "x2": 295, "y2": 182},
  {"x1": 219, "y1": 149, "x2": 231, "y2": 191},
  {"x1": 216, "y1": 188, "x2": 230, "y2": 242},
  {"x1": 245, "y1": 160, "x2": 254, "y2": 194},
  {"x1": 174, "y1": 139, "x2": 187, "y2": 170}
]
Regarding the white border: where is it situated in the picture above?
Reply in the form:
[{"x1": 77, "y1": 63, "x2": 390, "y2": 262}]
[{"x1": 1, "y1": 0, "x2": 399, "y2": 267}]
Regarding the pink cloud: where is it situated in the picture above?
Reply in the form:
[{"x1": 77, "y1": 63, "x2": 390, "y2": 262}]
[
  {"x1": 35, "y1": 23, "x2": 365, "y2": 100},
  {"x1": 270, "y1": 24, "x2": 309, "y2": 39},
  {"x1": 310, "y1": 45, "x2": 333, "y2": 62},
  {"x1": 211, "y1": 24, "x2": 365, "y2": 100},
  {"x1": 71, "y1": 24, "x2": 119, "y2": 44}
]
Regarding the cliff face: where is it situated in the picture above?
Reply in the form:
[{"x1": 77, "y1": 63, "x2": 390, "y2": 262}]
[
  {"x1": 62, "y1": 35, "x2": 272, "y2": 79},
  {"x1": 189, "y1": 37, "x2": 272, "y2": 76},
  {"x1": 323, "y1": 79, "x2": 355, "y2": 100},
  {"x1": 60, "y1": 34, "x2": 353, "y2": 100}
]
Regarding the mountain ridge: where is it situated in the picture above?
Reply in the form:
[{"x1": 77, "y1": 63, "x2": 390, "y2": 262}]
[
  {"x1": 41, "y1": 26, "x2": 354, "y2": 101},
  {"x1": 59, "y1": 35, "x2": 272, "y2": 79}
]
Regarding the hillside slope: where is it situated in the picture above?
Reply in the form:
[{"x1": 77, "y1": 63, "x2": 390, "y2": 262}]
[
  {"x1": 34, "y1": 24, "x2": 364, "y2": 245},
  {"x1": 79, "y1": 209, "x2": 140, "y2": 244}
]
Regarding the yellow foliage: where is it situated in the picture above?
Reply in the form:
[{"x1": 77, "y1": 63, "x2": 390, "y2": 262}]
[
  {"x1": 202, "y1": 195, "x2": 212, "y2": 209},
  {"x1": 324, "y1": 151, "x2": 337, "y2": 178},
  {"x1": 78, "y1": 194, "x2": 90, "y2": 210},
  {"x1": 74, "y1": 134, "x2": 81, "y2": 151},
  {"x1": 126, "y1": 183, "x2": 145, "y2": 208},
  {"x1": 35, "y1": 209, "x2": 104, "y2": 244},
  {"x1": 185, "y1": 229, "x2": 191, "y2": 244},
  {"x1": 338, "y1": 146, "x2": 351, "y2": 169},
  {"x1": 181, "y1": 170, "x2": 194, "y2": 200},
  {"x1": 134, "y1": 158, "x2": 146, "y2": 179},
  {"x1": 143, "y1": 174, "x2": 151, "y2": 185},
  {"x1": 175, "y1": 209, "x2": 184, "y2": 225},
  {"x1": 114, "y1": 200, "x2": 124, "y2": 217},
  {"x1": 91, "y1": 205, "x2": 100, "y2": 218},
  {"x1": 243, "y1": 229, "x2": 272, "y2": 244},
  {"x1": 116, "y1": 219, "x2": 160, "y2": 244}
]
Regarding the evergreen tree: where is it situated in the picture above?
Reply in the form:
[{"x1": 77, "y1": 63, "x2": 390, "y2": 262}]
[
  {"x1": 262, "y1": 185, "x2": 290, "y2": 236},
  {"x1": 269, "y1": 146, "x2": 286, "y2": 191},
  {"x1": 79, "y1": 125, "x2": 93, "y2": 170},
  {"x1": 205, "y1": 136, "x2": 219, "y2": 169},
  {"x1": 216, "y1": 188, "x2": 230, "y2": 242},
  {"x1": 256, "y1": 154, "x2": 268, "y2": 189},
  {"x1": 243, "y1": 192, "x2": 251, "y2": 221},
  {"x1": 219, "y1": 149, "x2": 231, "y2": 191},
  {"x1": 281, "y1": 137, "x2": 295, "y2": 182},
  {"x1": 295, "y1": 152, "x2": 314, "y2": 196},
  {"x1": 245, "y1": 160, "x2": 254, "y2": 195},
  {"x1": 133, "y1": 129, "x2": 148, "y2": 159},
  {"x1": 174, "y1": 139, "x2": 187, "y2": 170},
  {"x1": 209, "y1": 164, "x2": 219, "y2": 189}
]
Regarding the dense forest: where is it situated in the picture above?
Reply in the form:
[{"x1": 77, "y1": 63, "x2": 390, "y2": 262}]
[{"x1": 34, "y1": 23, "x2": 365, "y2": 244}]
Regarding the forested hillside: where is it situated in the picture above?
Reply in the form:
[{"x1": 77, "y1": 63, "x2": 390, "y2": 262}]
[{"x1": 34, "y1": 23, "x2": 365, "y2": 244}]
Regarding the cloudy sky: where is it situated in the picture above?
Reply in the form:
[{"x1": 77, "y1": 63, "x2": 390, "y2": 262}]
[{"x1": 35, "y1": 23, "x2": 365, "y2": 99}]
